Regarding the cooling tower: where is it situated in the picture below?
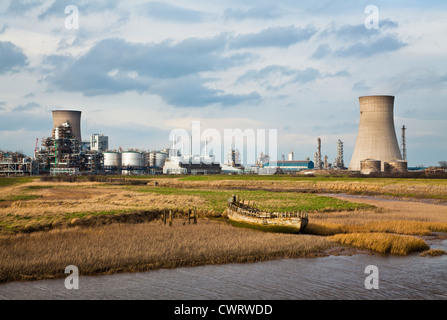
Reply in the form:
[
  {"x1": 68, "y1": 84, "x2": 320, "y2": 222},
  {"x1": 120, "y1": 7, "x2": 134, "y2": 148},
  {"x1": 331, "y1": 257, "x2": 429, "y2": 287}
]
[
  {"x1": 52, "y1": 110, "x2": 82, "y2": 142},
  {"x1": 349, "y1": 96, "x2": 402, "y2": 171}
]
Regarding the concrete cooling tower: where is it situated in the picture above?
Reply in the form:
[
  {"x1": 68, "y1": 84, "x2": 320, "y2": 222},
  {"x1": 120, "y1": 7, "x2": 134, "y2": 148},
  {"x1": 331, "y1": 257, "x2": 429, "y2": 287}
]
[
  {"x1": 349, "y1": 95, "x2": 402, "y2": 171},
  {"x1": 52, "y1": 110, "x2": 82, "y2": 142}
]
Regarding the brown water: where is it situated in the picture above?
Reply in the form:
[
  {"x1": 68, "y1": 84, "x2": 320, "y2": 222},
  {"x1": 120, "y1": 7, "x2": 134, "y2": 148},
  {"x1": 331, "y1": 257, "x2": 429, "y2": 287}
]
[{"x1": 1, "y1": 237, "x2": 446, "y2": 300}]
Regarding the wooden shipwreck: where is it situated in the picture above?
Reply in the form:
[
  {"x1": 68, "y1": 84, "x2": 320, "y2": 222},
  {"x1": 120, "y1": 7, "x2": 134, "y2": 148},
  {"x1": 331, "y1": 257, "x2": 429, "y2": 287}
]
[{"x1": 226, "y1": 195, "x2": 308, "y2": 233}]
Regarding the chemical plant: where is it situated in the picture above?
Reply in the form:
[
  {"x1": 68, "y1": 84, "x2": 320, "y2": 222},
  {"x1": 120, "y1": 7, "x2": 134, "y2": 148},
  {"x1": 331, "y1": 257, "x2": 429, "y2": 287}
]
[{"x1": 0, "y1": 95, "x2": 416, "y2": 176}]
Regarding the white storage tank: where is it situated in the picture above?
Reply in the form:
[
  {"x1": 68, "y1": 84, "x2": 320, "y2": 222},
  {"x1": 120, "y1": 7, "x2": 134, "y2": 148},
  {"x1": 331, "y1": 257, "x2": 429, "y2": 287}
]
[
  {"x1": 155, "y1": 152, "x2": 167, "y2": 167},
  {"x1": 104, "y1": 151, "x2": 122, "y2": 168},
  {"x1": 122, "y1": 151, "x2": 144, "y2": 168}
]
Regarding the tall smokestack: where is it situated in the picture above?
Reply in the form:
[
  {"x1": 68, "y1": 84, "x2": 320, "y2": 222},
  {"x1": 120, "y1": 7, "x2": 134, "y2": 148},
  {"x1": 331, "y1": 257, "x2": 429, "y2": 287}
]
[
  {"x1": 52, "y1": 110, "x2": 82, "y2": 142},
  {"x1": 349, "y1": 96, "x2": 402, "y2": 171}
]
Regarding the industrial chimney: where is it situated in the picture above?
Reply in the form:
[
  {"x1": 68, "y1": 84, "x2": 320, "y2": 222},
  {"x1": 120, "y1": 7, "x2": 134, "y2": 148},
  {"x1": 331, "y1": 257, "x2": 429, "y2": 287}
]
[
  {"x1": 52, "y1": 110, "x2": 82, "y2": 142},
  {"x1": 349, "y1": 96, "x2": 402, "y2": 171}
]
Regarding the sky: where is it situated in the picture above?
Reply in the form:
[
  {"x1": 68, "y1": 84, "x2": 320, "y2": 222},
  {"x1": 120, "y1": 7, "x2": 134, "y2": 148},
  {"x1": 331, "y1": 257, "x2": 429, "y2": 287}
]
[{"x1": 0, "y1": 0, "x2": 446, "y2": 167}]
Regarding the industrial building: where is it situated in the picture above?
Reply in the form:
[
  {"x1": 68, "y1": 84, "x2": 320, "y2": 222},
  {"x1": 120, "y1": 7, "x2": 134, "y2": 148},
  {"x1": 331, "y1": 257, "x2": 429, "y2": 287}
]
[
  {"x1": 33, "y1": 110, "x2": 104, "y2": 175},
  {"x1": 90, "y1": 134, "x2": 109, "y2": 152},
  {"x1": 264, "y1": 160, "x2": 314, "y2": 173},
  {"x1": 163, "y1": 160, "x2": 221, "y2": 175},
  {"x1": 349, "y1": 95, "x2": 407, "y2": 173}
]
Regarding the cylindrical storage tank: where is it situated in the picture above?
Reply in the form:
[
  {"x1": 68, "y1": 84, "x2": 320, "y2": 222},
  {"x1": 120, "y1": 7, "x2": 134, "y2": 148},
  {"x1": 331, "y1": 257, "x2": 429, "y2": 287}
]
[
  {"x1": 104, "y1": 152, "x2": 122, "y2": 168},
  {"x1": 360, "y1": 159, "x2": 381, "y2": 174},
  {"x1": 349, "y1": 96, "x2": 402, "y2": 171},
  {"x1": 52, "y1": 110, "x2": 82, "y2": 142},
  {"x1": 154, "y1": 152, "x2": 168, "y2": 167},
  {"x1": 387, "y1": 160, "x2": 408, "y2": 173},
  {"x1": 121, "y1": 151, "x2": 144, "y2": 168}
]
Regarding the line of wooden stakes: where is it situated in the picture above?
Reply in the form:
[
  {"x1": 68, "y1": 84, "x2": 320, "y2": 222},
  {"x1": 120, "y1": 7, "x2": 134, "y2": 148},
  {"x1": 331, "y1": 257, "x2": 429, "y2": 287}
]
[{"x1": 162, "y1": 209, "x2": 198, "y2": 226}]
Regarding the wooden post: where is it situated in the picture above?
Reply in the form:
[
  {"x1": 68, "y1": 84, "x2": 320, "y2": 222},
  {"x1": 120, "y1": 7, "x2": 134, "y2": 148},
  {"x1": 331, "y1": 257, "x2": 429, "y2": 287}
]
[
  {"x1": 194, "y1": 209, "x2": 197, "y2": 224},
  {"x1": 188, "y1": 209, "x2": 192, "y2": 224},
  {"x1": 169, "y1": 210, "x2": 172, "y2": 226}
]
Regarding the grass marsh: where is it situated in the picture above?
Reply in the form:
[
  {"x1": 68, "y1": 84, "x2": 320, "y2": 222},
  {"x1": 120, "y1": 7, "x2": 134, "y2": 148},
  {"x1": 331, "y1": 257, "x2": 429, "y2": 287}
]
[{"x1": 1, "y1": 175, "x2": 446, "y2": 283}]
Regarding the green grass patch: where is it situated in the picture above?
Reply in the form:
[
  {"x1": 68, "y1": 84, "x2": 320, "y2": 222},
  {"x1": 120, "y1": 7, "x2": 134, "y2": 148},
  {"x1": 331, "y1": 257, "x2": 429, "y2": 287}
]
[
  {"x1": 134, "y1": 186, "x2": 374, "y2": 213},
  {"x1": 0, "y1": 177, "x2": 35, "y2": 188}
]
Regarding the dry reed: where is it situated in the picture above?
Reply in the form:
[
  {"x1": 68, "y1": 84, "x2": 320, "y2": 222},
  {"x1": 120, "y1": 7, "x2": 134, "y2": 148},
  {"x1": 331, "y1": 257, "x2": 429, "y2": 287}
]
[
  {"x1": 328, "y1": 233, "x2": 429, "y2": 255},
  {"x1": 0, "y1": 219, "x2": 333, "y2": 283}
]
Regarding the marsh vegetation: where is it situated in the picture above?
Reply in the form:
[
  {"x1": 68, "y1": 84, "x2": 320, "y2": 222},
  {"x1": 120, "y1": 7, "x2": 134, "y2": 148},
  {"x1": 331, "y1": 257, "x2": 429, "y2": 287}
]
[{"x1": 1, "y1": 175, "x2": 446, "y2": 283}]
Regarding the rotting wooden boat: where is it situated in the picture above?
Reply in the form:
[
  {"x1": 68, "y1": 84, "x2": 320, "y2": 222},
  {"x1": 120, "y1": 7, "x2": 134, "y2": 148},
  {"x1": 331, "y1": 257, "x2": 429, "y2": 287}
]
[{"x1": 226, "y1": 195, "x2": 308, "y2": 233}]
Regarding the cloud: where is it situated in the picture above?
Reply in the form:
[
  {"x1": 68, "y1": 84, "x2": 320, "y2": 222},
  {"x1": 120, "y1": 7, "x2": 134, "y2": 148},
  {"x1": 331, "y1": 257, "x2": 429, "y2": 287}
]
[
  {"x1": 321, "y1": 19, "x2": 399, "y2": 41},
  {"x1": 312, "y1": 20, "x2": 405, "y2": 59},
  {"x1": 6, "y1": 0, "x2": 43, "y2": 16},
  {"x1": 237, "y1": 65, "x2": 322, "y2": 91},
  {"x1": 0, "y1": 110, "x2": 52, "y2": 131},
  {"x1": 224, "y1": 5, "x2": 283, "y2": 20},
  {"x1": 311, "y1": 43, "x2": 331, "y2": 59},
  {"x1": 43, "y1": 36, "x2": 259, "y2": 106},
  {"x1": 0, "y1": 25, "x2": 8, "y2": 34},
  {"x1": 13, "y1": 102, "x2": 42, "y2": 112},
  {"x1": 0, "y1": 41, "x2": 28, "y2": 74},
  {"x1": 38, "y1": 0, "x2": 120, "y2": 20},
  {"x1": 335, "y1": 35, "x2": 407, "y2": 57},
  {"x1": 390, "y1": 69, "x2": 447, "y2": 93},
  {"x1": 229, "y1": 25, "x2": 317, "y2": 49},
  {"x1": 150, "y1": 75, "x2": 261, "y2": 107},
  {"x1": 139, "y1": 2, "x2": 206, "y2": 23},
  {"x1": 352, "y1": 81, "x2": 371, "y2": 92}
]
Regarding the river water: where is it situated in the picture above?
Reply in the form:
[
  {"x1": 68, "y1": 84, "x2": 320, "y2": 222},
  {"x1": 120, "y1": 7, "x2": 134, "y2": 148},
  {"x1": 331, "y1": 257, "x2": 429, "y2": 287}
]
[
  {"x1": 1, "y1": 195, "x2": 446, "y2": 300},
  {"x1": 1, "y1": 237, "x2": 446, "y2": 300}
]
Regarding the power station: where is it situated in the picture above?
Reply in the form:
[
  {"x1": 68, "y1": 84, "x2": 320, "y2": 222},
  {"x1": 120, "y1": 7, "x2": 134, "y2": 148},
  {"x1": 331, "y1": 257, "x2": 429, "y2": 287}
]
[
  {"x1": 52, "y1": 110, "x2": 82, "y2": 142},
  {"x1": 1, "y1": 94, "x2": 418, "y2": 176},
  {"x1": 349, "y1": 95, "x2": 406, "y2": 173}
]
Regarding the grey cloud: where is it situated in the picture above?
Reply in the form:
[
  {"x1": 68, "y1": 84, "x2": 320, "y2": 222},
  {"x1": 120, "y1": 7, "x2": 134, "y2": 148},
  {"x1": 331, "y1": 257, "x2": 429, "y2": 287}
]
[
  {"x1": 43, "y1": 36, "x2": 259, "y2": 107},
  {"x1": 237, "y1": 65, "x2": 321, "y2": 90},
  {"x1": 6, "y1": 0, "x2": 43, "y2": 16},
  {"x1": 0, "y1": 25, "x2": 8, "y2": 34},
  {"x1": 311, "y1": 44, "x2": 331, "y2": 59},
  {"x1": 38, "y1": 0, "x2": 120, "y2": 20},
  {"x1": 0, "y1": 110, "x2": 52, "y2": 131},
  {"x1": 229, "y1": 25, "x2": 317, "y2": 49},
  {"x1": 291, "y1": 68, "x2": 320, "y2": 83},
  {"x1": 23, "y1": 93, "x2": 35, "y2": 98},
  {"x1": 150, "y1": 75, "x2": 261, "y2": 107},
  {"x1": 224, "y1": 5, "x2": 283, "y2": 20},
  {"x1": 352, "y1": 81, "x2": 371, "y2": 92},
  {"x1": 335, "y1": 35, "x2": 407, "y2": 57},
  {"x1": 392, "y1": 70, "x2": 447, "y2": 93},
  {"x1": 0, "y1": 41, "x2": 28, "y2": 74},
  {"x1": 140, "y1": 2, "x2": 206, "y2": 23},
  {"x1": 238, "y1": 65, "x2": 295, "y2": 83},
  {"x1": 13, "y1": 102, "x2": 41, "y2": 112},
  {"x1": 321, "y1": 19, "x2": 399, "y2": 41}
]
